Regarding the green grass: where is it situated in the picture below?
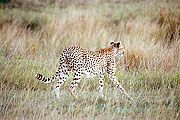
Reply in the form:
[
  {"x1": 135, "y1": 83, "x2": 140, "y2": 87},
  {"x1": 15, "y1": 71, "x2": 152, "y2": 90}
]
[
  {"x1": 0, "y1": 0, "x2": 180, "y2": 119},
  {"x1": 1, "y1": 82, "x2": 179, "y2": 119}
]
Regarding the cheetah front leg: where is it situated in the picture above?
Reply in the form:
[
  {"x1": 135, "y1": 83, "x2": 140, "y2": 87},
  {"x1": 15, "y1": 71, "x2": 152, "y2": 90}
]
[
  {"x1": 99, "y1": 74, "x2": 104, "y2": 98},
  {"x1": 108, "y1": 73, "x2": 133, "y2": 101}
]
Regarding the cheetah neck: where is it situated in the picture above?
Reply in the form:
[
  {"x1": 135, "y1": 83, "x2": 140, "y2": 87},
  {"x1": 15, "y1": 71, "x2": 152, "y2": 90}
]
[{"x1": 97, "y1": 46, "x2": 115, "y2": 55}]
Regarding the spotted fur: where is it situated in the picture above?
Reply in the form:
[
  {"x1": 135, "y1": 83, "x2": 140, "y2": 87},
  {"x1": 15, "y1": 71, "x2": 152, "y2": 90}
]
[{"x1": 35, "y1": 42, "x2": 133, "y2": 100}]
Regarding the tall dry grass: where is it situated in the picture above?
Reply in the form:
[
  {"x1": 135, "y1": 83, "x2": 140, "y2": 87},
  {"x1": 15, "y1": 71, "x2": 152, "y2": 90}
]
[{"x1": 0, "y1": 0, "x2": 180, "y2": 119}]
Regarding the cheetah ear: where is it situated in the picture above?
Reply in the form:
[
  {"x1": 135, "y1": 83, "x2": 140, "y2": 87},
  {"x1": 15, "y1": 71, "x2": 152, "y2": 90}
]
[
  {"x1": 110, "y1": 41, "x2": 114, "y2": 45},
  {"x1": 116, "y1": 42, "x2": 121, "y2": 48}
]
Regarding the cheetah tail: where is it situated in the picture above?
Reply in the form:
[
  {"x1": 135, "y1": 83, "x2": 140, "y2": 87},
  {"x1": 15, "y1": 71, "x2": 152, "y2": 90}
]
[{"x1": 35, "y1": 73, "x2": 57, "y2": 83}]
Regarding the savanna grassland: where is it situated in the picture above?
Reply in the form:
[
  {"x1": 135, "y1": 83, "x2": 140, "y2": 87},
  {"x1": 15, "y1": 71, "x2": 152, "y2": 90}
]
[{"x1": 0, "y1": 0, "x2": 180, "y2": 119}]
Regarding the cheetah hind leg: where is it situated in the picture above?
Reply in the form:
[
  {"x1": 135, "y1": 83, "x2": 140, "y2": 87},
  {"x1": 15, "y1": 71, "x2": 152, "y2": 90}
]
[
  {"x1": 69, "y1": 70, "x2": 83, "y2": 100},
  {"x1": 54, "y1": 64, "x2": 69, "y2": 99}
]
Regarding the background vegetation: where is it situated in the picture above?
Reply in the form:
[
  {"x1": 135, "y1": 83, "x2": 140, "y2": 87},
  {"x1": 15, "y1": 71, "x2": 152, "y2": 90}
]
[{"x1": 0, "y1": 0, "x2": 180, "y2": 119}]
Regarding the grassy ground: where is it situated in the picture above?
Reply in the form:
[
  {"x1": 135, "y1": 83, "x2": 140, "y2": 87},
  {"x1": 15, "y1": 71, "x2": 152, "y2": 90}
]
[{"x1": 0, "y1": 0, "x2": 180, "y2": 119}]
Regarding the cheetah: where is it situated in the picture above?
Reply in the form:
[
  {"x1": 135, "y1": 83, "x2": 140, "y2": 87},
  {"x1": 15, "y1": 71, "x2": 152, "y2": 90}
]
[{"x1": 35, "y1": 42, "x2": 133, "y2": 101}]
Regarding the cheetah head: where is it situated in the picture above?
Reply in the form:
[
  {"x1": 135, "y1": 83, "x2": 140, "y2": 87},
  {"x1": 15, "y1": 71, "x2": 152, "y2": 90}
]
[{"x1": 110, "y1": 41, "x2": 125, "y2": 56}]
